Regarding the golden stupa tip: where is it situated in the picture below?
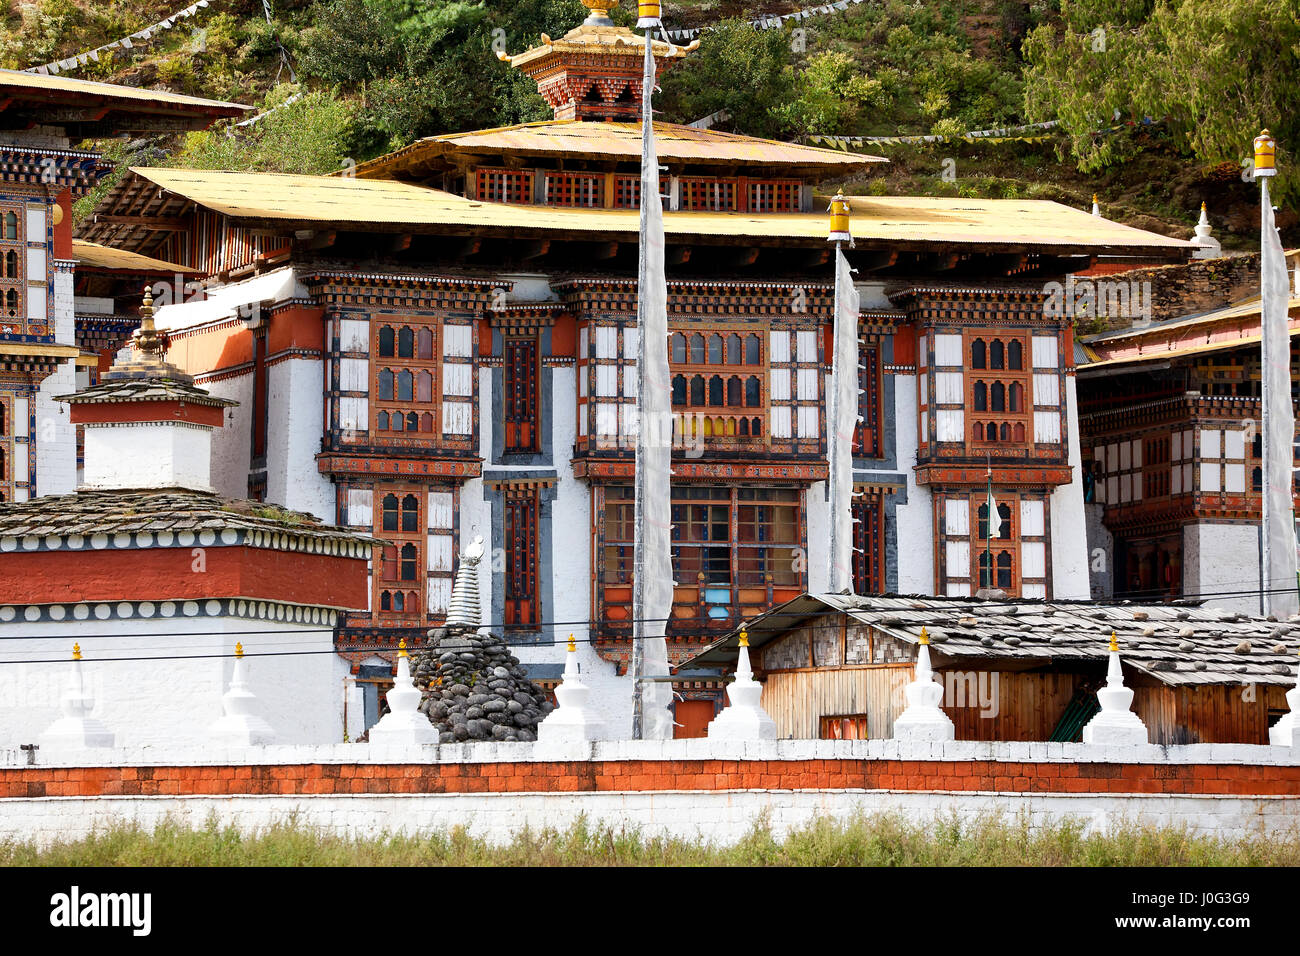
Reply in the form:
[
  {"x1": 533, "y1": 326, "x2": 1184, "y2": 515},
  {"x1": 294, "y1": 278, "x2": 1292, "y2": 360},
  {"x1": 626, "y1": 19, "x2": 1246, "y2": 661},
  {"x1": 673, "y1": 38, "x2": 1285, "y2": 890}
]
[
  {"x1": 567, "y1": 633, "x2": 577, "y2": 652},
  {"x1": 1092, "y1": 193, "x2": 1098, "y2": 203},
  {"x1": 918, "y1": 626, "x2": 930, "y2": 646},
  {"x1": 72, "y1": 643, "x2": 81, "y2": 661},
  {"x1": 1109, "y1": 631, "x2": 1119, "y2": 653},
  {"x1": 739, "y1": 629, "x2": 749, "y2": 648},
  {"x1": 398, "y1": 637, "x2": 408, "y2": 658},
  {"x1": 235, "y1": 642, "x2": 244, "y2": 659}
]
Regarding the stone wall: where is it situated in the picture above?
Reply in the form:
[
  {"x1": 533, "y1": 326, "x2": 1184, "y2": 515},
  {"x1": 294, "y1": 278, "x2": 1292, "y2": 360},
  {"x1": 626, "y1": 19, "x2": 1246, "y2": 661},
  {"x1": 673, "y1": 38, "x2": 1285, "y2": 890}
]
[{"x1": 1084, "y1": 255, "x2": 1261, "y2": 333}]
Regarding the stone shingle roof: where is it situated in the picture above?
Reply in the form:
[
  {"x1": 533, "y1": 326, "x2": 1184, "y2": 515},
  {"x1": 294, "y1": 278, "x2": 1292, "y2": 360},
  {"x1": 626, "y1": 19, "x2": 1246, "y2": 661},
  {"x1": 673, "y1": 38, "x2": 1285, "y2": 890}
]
[
  {"x1": 0, "y1": 489, "x2": 375, "y2": 556},
  {"x1": 57, "y1": 378, "x2": 235, "y2": 407},
  {"x1": 684, "y1": 593, "x2": 1300, "y2": 687}
]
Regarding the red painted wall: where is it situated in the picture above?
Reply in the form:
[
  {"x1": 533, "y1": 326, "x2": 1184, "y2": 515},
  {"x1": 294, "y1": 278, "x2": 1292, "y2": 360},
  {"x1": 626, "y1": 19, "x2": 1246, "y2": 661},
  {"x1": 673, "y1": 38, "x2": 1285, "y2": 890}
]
[{"x1": 0, "y1": 546, "x2": 369, "y2": 609}]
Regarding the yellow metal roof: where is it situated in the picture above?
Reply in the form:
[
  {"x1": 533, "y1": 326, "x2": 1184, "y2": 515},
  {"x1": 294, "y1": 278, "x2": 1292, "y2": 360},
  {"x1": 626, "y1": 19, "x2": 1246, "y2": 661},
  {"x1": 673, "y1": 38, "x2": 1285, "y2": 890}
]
[
  {"x1": 352, "y1": 120, "x2": 884, "y2": 176},
  {"x1": 0, "y1": 68, "x2": 246, "y2": 113},
  {"x1": 71, "y1": 239, "x2": 193, "y2": 274},
  {"x1": 121, "y1": 167, "x2": 1193, "y2": 252}
]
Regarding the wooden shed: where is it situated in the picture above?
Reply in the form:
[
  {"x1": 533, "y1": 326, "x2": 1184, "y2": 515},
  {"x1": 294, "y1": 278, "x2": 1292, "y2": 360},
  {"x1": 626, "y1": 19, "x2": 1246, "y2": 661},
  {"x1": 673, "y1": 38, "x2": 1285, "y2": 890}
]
[{"x1": 679, "y1": 593, "x2": 1299, "y2": 745}]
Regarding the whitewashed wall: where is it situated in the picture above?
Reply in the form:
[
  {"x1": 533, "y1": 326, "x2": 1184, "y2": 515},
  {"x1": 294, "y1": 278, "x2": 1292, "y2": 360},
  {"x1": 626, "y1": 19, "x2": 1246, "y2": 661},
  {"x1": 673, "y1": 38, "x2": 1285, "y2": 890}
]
[
  {"x1": 1184, "y1": 522, "x2": 1260, "y2": 614},
  {"x1": 0, "y1": 610, "x2": 346, "y2": 748},
  {"x1": 203, "y1": 370, "x2": 253, "y2": 501},
  {"x1": 892, "y1": 372, "x2": 934, "y2": 593},
  {"x1": 33, "y1": 357, "x2": 76, "y2": 496},
  {"x1": 1049, "y1": 377, "x2": 1091, "y2": 599},
  {"x1": 268, "y1": 358, "x2": 332, "y2": 521}
]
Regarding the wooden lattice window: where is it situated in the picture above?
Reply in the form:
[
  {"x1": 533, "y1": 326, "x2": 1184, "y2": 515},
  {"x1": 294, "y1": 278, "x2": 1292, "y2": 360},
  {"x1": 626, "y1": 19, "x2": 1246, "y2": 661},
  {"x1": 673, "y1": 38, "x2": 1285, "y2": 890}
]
[
  {"x1": 613, "y1": 175, "x2": 640, "y2": 209},
  {"x1": 503, "y1": 335, "x2": 540, "y2": 453},
  {"x1": 544, "y1": 172, "x2": 603, "y2": 207},
  {"x1": 967, "y1": 333, "x2": 1031, "y2": 450},
  {"x1": 504, "y1": 487, "x2": 540, "y2": 629},
  {"x1": 851, "y1": 490, "x2": 885, "y2": 595},
  {"x1": 373, "y1": 319, "x2": 438, "y2": 438},
  {"x1": 476, "y1": 168, "x2": 534, "y2": 204},
  {"x1": 854, "y1": 344, "x2": 882, "y2": 457},
  {"x1": 747, "y1": 180, "x2": 800, "y2": 212},
  {"x1": 0, "y1": 206, "x2": 23, "y2": 322},
  {"x1": 376, "y1": 488, "x2": 424, "y2": 619},
  {"x1": 679, "y1": 177, "x2": 736, "y2": 212},
  {"x1": 668, "y1": 329, "x2": 765, "y2": 445}
]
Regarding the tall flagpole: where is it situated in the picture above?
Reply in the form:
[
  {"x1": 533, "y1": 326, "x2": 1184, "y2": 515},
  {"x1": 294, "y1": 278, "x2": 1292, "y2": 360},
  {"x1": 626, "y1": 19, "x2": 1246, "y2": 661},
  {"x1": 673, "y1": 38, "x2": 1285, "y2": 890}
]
[
  {"x1": 631, "y1": 0, "x2": 664, "y2": 739},
  {"x1": 1254, "y1": 129, "x2": 1299, "y2": 618},
  {"x1": 828, "y1": 192, "x2": 856, "y2": 593}
]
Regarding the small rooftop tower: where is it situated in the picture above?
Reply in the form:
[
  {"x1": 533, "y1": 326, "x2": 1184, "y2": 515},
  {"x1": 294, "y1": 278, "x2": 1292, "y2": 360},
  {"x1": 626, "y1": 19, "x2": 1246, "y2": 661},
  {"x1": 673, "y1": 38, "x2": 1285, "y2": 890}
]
[
  {"x1": 500, "y1": 0, "x2": 695, "y2": 121},
  {"x1": 60, "y1": 286, "x2": 235, "y2": 492}
]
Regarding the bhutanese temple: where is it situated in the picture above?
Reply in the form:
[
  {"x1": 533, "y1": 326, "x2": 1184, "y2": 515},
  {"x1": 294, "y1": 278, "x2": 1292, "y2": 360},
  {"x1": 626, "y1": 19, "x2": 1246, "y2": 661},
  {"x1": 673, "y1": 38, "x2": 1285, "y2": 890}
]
[{"x1": 42, "y1": 0, "x2": 1200, "y2": 735}]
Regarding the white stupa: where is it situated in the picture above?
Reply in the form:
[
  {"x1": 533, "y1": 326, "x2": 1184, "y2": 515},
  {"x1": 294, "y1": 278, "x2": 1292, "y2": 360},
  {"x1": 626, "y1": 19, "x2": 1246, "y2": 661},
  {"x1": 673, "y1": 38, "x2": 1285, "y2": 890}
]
[
  {"x1": 1190, "y1": 202, "x2": 1222, "y2": 259},
  {"x1": 1091, "y1": 193, "x2": 1100, "y2": 217},
  {"x1": 707, "y1": 630, "x2": 776, "y2": 740},
  {"x1": 892, "y1": 627, "x2": 955, "y2": 741},
  {"x1": 537, "y1": 635, "x2": 607, "y2": 743},
  {"x1": 368, "y1": 638, "x2": 439, "y2": 748},
  {"x1": 208, "y1": 643, "x2": 278, "y2": 746},
  {"x1": 1081, "y1": 632, "x2": 1149, "y2": 745},
  {"x1": 40, "y1": 644, "x2": 115, "y2": 751},
  {"x1": 1269, "y1": 654, "x2": 1300, "y2": 747}
]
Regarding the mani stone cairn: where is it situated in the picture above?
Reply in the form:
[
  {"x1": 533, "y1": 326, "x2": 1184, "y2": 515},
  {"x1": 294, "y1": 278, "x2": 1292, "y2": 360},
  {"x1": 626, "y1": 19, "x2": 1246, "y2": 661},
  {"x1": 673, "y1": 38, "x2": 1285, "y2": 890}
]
[{"x1": 410, "y1": 536, "x2": 553, "y2": 743}]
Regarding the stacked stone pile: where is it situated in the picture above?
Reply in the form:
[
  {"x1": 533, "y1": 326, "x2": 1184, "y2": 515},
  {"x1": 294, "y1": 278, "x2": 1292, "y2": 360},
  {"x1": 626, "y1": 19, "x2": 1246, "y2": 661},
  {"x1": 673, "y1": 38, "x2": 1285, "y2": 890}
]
[{"x1": 412, "y1": 626, "x2": 554, "y2": 742}]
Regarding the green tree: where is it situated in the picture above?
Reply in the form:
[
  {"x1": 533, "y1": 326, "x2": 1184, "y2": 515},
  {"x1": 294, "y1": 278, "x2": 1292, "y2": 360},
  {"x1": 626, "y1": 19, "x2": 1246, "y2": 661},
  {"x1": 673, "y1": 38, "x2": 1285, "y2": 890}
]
[{"x1": 1025, "y1": 0, "x2": 1300, "y2": 204}]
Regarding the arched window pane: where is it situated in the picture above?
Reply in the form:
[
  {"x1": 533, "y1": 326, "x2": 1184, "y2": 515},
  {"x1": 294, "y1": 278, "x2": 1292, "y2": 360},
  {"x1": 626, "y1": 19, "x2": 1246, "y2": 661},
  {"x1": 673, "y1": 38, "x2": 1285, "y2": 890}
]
[
  {"x1": 690, "y1": 375, "x2": 704, "y2": 405},
  {"x1": 727, "y1": 334, "x2": 742, "y2": 364},
  {"x1": 996, "y1": 551, "x2": 1012, "y2": 587},
  {"x1": 745, "y1": 376, "x2": 760, "y2": 407},
  {"x1": 1013, "y1": 422, "x2": 1025, "y2": 442},
  {"x1": 671, "y1": 333, "x2": 686, "y2": 363},
  {"x1": 991, "y1": 382, "x2": 1005, "y2": 412},
  {"x1": 400, "y1": 543, "x2": 417, "y2": 581},
  {"x1": 977, "y1": 503, "x2": 989, "y2": 539},
  {"x1": 397, "y1": 370, "x2": 413, "y2": 401},
  {"x1": 377, "y1": 411, "x2": 389, "y2": 430},
  {"x1": 378, "y1": 326, "x2": 395, "y2": 357},
  {"x1": 971, "y1": 340, "x2": 986, "y2": 369},
  {"x1": 690, "y1": 334, "x2": 705, "y2": 363},
  {"x1": 406, "y1": 412, "x2": 419, "y2": 433},
  {"x1": 3, "y1": 212, "x2": 15, "y2": 240},
  {"x1": 1009, "y1": 383, "x2": 1022, "y2": 413},
  {"x1": 727, "y1": 376, "x2": 742, "y2": 406},
  {"x1": 1008, "y1": 340, "x2": 1023, "y2": 370},
  {"x1": 398, "y1": 327, "x2": 415, "y2": 358},
  {"x1": 973, "y1": 382, "x2": 987, "y2": 411},
  {"x1": 421, "y1": 412, "x2": 434, "y2": 432},
  {"x1": 708, "y1": 375, "x2": 724, "y2": 406},
  {"x1": 708, "y1": 334, "x2": 723, "y2": 364},
  {"x1": 998, "y1": 504, "x2": 1012, "y2": 539},
  {"x1": 672, "y1": 375, "x2": 686, "y2": 406},
  {"x1": 999, "y1": 422, "x2": 1010, "y2": 441},
  {"x1": 417, "y1": 327, "x2": 434, "y2": 360},
  {"x1": 382, "y1": 494, "x2": 399, "y2": 531},
  {"x1": 378, "y1": 369, "x2": 394, "y2": 400},
  {"x1": 381, "y1": 592, "x2": 392, "y2": 610},
  {"x1": 3, "y1": 250, "x2": 15, "y2": 278},
  {"x1": 990, "y1": 340, "x2": 1004, "y2": 370},
  {"x1": 416, "y1": 370, "x2": 432, "y2": 403},
  {"x1": 745, "y1": 334, "x2": 760, "y2": 365},
  {"x1": 739, "y1": 417, "x2": 750, "y2": 436},
  {"x1": 402, "y1": 494, "x2": 419, "y2": 532},
  {"x1": 986, "y1": 423, "x2": 997, "y2": 442},
  {"x1": 393, "y1": 591, "x2": 404, "y2": 611}
]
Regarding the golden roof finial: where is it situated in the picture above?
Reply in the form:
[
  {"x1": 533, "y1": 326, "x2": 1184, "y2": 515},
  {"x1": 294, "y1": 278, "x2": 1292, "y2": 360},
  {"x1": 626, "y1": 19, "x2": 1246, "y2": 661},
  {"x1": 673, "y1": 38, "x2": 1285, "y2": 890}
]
[
  {"x1": 398, "y1": 637, "x2": 408, "y2": 658},
  {"x1": 567, "y1": 633, "x2": 577, "y2": 652},
  {"x1": 918, "y1": 627, "x2": 930, "y2": 645},
  {"x1": 582, "y1": 0, "x2": 616, "y2": 22},
  {"x1": 739, "y1": 629, "x2": 749, "y2": 648},
  {"x1": 131, "y1": 284, "x2": 166, "y2": 359},
  {"x1": 235, "y1": 642, "x2": 244, "y2": 659},
  {"x1": 1109, "y1": 631, "x2": 1119, "y2": 653},
  {"x1": 72, "y1": 643, "x2": 81, "y2": 661}
]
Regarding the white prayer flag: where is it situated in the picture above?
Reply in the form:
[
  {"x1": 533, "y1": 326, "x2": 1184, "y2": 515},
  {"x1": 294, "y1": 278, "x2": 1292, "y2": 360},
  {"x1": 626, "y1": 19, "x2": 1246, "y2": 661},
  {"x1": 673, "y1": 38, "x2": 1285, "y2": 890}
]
[
  {"x1": 1260, "y1": 178, "x2": 1298, "y2": 616},
  {"x1": 828, "y1": 245, "x2": 860, "y2": 593}
]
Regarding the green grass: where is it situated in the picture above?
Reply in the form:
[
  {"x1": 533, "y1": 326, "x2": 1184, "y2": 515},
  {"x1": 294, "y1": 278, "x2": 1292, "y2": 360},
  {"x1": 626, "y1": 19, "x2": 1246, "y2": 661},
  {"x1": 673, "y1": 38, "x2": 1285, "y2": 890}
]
[{"x1": 4, "y1": 812, "x2": 1298, "y2": 866}]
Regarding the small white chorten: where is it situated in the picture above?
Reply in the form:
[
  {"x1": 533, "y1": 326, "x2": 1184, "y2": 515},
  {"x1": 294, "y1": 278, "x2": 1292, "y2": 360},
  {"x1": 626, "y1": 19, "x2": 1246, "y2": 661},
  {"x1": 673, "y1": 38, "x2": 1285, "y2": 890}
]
[
  {"x1": 208, "y1": 643, "x2": 278, "y2": 746},
  {"x1": 707, "y1": 630, "x2": 776, "y2": 740},
  {"x1": 368, "y1": 639, "x2": 439, "y2": 747},
  {"x1": 1269, "y1": 654, "x2": 1300, "y2": 747},
  {"x1": 40, "y1": 644, "x2": 115, "y2": 751},
  {"x1": 1081, "y1": 632, "x2": 1149, "y2": 745},
  {"x1": 1090, "y1": 193, "x2": 1100, "y2": 217},
  {"x1": 445, "y1": 535, "x2": 485, "y2": 630},
  {"x1": 537, "y1": 635, "x2": 607, "y2": 743},
  {"x1": 1190, "y1": 202, "x2": 1222, "y2": 259},
  {"x1": 892, "y1": 627, "x2": 955, "y2": 741}
]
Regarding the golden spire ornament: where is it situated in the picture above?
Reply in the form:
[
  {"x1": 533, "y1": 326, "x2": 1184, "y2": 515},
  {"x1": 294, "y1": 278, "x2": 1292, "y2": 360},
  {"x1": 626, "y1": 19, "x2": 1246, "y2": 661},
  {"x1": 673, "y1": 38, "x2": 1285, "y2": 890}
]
[
  {"x1": 739, "y1": 629, "x2": 749, "y2": 647},
  {"x1": 72, "y1": 643, "x2": 81, "y2": 661}
]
